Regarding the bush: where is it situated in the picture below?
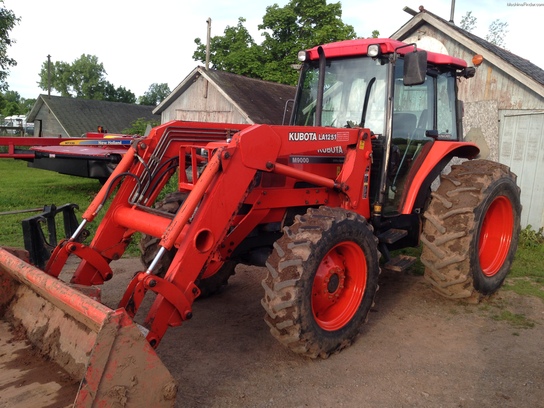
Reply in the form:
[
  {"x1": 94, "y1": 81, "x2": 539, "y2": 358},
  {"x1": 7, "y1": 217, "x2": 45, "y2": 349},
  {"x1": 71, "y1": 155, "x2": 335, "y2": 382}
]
[{"x1": 519, "y1": 225, "x2": 544, "y2": 249}]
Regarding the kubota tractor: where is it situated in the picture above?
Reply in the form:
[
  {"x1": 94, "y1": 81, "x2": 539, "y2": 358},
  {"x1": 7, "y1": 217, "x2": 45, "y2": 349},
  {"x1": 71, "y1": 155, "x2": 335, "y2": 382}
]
[{"x1": 0, "y1": 38, "x2": 521, "y2": 406}]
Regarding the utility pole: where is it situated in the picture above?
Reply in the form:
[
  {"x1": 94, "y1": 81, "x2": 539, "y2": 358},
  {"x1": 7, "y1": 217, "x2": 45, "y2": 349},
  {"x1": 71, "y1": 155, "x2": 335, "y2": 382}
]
[
  {"x1": 450, "y1": 0, "x2": 456, "y2": 23},
  {"x1": 205, "y1": 18, "x2": 211, "y2": 70},
  {"x1": 47, "y1": 54, "x2": 51, "y2": 97}
]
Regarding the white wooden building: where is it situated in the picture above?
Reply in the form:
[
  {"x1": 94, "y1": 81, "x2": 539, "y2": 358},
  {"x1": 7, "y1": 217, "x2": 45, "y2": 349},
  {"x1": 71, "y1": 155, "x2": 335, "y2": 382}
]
[{"x1": 154, "y1": 67, "x2": 295, "y2": 125}]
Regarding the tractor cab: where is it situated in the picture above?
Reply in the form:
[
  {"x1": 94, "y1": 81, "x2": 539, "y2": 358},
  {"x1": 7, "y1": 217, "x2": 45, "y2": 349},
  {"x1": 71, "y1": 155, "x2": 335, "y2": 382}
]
[{"x1": 291, "y1": 38, "x2": 474, "y2": 214}]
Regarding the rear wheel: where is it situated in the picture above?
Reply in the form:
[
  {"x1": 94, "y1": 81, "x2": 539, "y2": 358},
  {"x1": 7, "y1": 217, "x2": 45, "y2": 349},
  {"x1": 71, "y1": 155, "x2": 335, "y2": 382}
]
[
  {"x1": 139, "y1": 192, "x2": 236, "y2": 298},
  {"x1": 421, "y1": 159, "x2": 521, "y2": 300},
  {"x1": 261, "y1": 207, "x2": 380, "y2": 358}
]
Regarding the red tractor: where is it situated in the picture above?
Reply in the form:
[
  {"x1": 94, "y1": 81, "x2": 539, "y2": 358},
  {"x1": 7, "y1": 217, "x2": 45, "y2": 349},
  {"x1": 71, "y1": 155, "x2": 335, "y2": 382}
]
[{"x1": 0, "y1": 38, "x2": 521, "y2": 406}]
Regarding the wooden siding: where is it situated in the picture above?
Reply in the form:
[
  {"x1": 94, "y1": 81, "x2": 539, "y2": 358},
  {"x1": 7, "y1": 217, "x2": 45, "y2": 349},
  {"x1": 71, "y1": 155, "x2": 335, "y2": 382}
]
[
  {"x1": 499, "y1": 110, "x2": 544, "y2": 228},
  {"x1": 159, "y1": 76, "x2": 249, "y2": 124},
  {"x1": 34, "y1": 105, "x2": 68, "y2": 137},
  {"x1": 405, "y1": 24, "x2": 543, "y2": 110}
]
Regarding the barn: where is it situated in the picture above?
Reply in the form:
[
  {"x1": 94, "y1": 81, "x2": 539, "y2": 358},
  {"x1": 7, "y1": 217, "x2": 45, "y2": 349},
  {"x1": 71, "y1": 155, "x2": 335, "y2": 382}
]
[
  {"x1": 391, "y1": 7, "x2": 544, "y2": 229},
  {"x1": 27, "y1": 95, "x2": 156, "y2": 137},
  {"x1": 153, "y1": 67, "x2": 295, "y2": 125}
]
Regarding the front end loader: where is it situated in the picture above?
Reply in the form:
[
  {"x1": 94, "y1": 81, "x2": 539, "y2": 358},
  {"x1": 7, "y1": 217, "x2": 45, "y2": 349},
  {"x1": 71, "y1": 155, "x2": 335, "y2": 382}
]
[
  {"x1": 0, "y1": 38, "x2": 521, "y2": 406},
  {"x1": 0, "y1": 247, "x2": 176, "y2": 407}
]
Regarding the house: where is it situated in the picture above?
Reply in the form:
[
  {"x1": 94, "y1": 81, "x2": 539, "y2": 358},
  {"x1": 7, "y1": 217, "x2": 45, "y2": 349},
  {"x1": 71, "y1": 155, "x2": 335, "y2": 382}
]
[
  {"x1": 27, "y1": 95, "x2": 157, "y2": 137},
  {"x1": 391, "y1": 7, "x2": 544, "y2": 229},
  {"x1": 153, "y1": 67, "x2": 296, "y2": 125}
]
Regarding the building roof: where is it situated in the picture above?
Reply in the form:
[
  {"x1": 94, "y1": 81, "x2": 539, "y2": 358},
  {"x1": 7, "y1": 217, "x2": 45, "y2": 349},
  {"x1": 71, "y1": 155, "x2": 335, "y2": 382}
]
[
  {"x1": 391, "y1": 8, "x2": 544, "y2": 95},
  {"x1": 27, "y1": 95, "x2": 157, "y2": 136},
  {"x1": 460, "y1": 28, "x2": 544, "y2": 86},
  {"x1": 154, "y1": 67, "x2": 296, "y2": 124}
]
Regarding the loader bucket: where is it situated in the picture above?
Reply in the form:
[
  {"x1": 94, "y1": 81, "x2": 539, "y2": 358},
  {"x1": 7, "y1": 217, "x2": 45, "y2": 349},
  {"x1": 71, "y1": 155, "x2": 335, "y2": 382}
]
[{"x1": 0, "y1": 247, "x2": 177, "y2": 407}]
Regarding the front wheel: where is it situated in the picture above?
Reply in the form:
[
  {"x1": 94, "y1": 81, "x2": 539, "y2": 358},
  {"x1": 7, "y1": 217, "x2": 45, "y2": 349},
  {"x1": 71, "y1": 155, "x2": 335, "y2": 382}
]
[
  {"x1": 421, "y1": 159, "x2": 521, "y2": 300},
  {"x1": 261, "y1": 207, "x2": 380, "y2": 358}
]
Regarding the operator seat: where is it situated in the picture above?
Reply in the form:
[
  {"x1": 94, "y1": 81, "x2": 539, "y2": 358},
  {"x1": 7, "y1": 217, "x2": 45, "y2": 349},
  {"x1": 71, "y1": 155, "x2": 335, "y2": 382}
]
[{"x1": 392, "y1": 113, "x2": 417, "y2": 139}]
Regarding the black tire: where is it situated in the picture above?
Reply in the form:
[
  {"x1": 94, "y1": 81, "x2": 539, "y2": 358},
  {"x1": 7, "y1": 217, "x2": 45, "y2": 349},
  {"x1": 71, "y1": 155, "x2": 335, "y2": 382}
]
[
  {"x1": 421, "y1": 159, "x2": 521, "y2": 300},
  {"x1": 261, "y1": 206, "x2": 380, "y2": 358},
  {"x1": 139, "y1": 191, "x2": 236, "y2": 298}
]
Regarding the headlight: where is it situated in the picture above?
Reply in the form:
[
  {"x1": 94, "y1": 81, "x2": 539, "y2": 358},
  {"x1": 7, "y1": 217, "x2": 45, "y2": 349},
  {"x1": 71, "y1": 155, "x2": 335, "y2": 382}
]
[
  {"x1": 297, "y1": 50, "x2": 308, "y2": 62},
  {"x1": 367, "y1": 44, "x2": 380, "y2": 57}
]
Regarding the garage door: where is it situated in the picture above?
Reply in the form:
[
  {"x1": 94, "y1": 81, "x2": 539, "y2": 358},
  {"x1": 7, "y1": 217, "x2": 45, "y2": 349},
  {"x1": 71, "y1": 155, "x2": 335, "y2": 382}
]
[{"x1": 499, "y1": 110, "x2": 544, "y2": 229}]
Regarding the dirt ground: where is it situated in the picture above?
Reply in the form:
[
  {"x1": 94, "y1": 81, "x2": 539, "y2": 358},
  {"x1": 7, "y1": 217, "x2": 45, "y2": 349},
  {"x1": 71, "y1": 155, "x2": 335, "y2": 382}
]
[{"x1": 98, "y1": 258, "x2": 544, "y2": 408}]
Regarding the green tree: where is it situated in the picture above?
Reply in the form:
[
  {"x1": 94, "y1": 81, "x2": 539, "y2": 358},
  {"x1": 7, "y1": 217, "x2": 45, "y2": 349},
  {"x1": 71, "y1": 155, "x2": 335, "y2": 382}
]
[
  {"x1": 459, "y1": 11, "x2": 477, "y2": 32},
  {"x1": 0, "y1": 90, "x2": 34, "y2": 116},
  {"x1": 1, "y1": 99, "x2": 18, "y2": 116},
  {"x1": 138, "y1": 83, "x2": 171, "y2": 106},
  {"x1": 121, "y1": 117, "x2": 160, "y2": 136},
  {"x1": 2, "y1": 90, "x2": 20, "y2": 116},
  {"x1": 19, "y1": 97, "x2": 35, "y2": 113},
  {"x1": 193, "y1": 18, "x2": 263, "y2": 78},
  {"x1": 3, "y1": 89, "x2": 20, "y2": 104},
  {"x1": 39, "y1": 54, "x2": 107, "y2": 98},
  {"x1": 0, "y1": 1, "x2": 20, "y2": 92},
  {"x1": 102, "y1": 83, "x2": 136, "y2": 103},
  {"x1": 193, "y1": 0, "x2": 356, "y2": 85},
  {"x1": 38, "y1": 54, "x2": 136, "y2": 102},
  {"x1": 259, "y1": 0, "x2": 356, "y2": 84},
  {"x1": 371, "y1": 30, "x2": 380, "y2": 38}
]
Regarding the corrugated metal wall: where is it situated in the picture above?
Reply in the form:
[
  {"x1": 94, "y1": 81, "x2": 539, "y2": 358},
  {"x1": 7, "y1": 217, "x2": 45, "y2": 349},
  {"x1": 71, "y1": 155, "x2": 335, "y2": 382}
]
[{"x1": 499, "y1": 110, "x2": 544, "y2": 228}]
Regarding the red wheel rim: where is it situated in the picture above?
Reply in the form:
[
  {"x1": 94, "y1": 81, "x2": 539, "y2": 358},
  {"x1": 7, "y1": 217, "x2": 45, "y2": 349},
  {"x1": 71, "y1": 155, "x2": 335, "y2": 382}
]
[
  {"x1": 311, "y1": 241, "x2": 367, "y2": 331},
  {"x1": 478, "y1": 196, "x2": 514, "y2": 277}
]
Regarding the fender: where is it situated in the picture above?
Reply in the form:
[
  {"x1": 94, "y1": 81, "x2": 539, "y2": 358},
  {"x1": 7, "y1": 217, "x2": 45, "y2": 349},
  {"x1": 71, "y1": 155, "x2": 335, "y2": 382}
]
[{"x1": 399, "y1": 140, "x2": 480, "y2": 214}]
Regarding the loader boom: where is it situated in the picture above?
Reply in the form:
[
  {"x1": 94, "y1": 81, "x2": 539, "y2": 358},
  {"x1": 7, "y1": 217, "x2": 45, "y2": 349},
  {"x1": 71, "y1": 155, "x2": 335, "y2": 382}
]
[{"x1": 44, "y1": 122, "x2": 372, "y2": 347}]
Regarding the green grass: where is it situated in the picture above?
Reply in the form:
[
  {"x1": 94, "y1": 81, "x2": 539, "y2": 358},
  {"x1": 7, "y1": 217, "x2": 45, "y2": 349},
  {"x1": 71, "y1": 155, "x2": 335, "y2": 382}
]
[
  {"x1": 491, "y1": 310, "x2": 535, "y2": 329},
  {"x1": 390, "y1": 227, "x2": 544, "y2": 301},
  {"x1": 0, "y1": 159, "x2": 101, "y2": 247},
  {"x1": 0, "y1": 160, "x2": 179, "y2": 257},
  {"x1": 505, "y1": 226, "x2": 544, "y2": 301},
  {"x1": 478, "y1": 295, "x2": 537, "y2": 330}
]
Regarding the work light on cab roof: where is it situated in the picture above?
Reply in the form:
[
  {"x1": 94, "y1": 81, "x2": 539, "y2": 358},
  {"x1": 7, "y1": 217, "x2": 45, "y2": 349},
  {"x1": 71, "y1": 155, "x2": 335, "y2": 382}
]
[{"x1": 367, "y1": 44, "x2": 380, "y2": 57}]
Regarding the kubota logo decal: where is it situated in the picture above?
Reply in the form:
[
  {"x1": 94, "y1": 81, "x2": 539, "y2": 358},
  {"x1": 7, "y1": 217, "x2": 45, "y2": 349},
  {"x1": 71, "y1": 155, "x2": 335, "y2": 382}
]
[
  {"x1": 317, "y1": 146, "x2": 344, "y2": 154},
  {"x1": 288, "y1": 132, "x2": 339, "y2": 141}
]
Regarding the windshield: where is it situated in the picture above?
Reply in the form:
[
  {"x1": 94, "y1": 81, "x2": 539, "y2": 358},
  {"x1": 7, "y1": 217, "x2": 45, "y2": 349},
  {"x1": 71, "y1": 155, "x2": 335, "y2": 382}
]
[{"x1": 292, "y1": 57, "x2": 388, "y2": 134}]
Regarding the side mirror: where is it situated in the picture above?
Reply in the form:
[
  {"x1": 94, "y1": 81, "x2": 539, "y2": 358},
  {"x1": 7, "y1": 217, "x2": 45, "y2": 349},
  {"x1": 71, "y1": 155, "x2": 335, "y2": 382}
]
[
  {"x1": 404, "y1": 50, "x2": 427, "y2": 86},
  {"x1": 425, "y1": 129, "x2": 439, "y2": 140}
]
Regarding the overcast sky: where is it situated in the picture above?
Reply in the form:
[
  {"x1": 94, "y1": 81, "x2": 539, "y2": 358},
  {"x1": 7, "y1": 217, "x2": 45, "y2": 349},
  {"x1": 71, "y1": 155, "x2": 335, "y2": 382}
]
[{"x1": 4, "y1": 0, "x2": 543, "y2": 100}]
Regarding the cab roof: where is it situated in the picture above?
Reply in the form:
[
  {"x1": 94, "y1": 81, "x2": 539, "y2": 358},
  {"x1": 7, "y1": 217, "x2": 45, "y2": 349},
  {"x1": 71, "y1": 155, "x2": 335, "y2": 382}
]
[{"x1": 305, "y1": 38, "x2": 467, "y2": 69}]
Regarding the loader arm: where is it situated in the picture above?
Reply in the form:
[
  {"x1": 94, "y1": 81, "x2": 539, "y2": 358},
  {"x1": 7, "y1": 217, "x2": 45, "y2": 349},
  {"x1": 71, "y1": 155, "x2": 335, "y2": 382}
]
[
  {"x1": 41, "y1": 121, "x2": 370, "y2": 348},
  {"x1": 138, "y1": 125, "x2": 371, "y2": 346}
]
